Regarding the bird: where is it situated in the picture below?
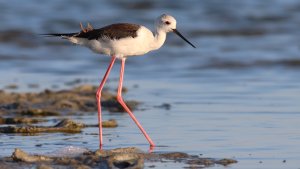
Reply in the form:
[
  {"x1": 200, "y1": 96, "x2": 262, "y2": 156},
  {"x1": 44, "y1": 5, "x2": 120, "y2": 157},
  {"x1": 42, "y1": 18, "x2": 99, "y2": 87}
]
[{"x1": 43, "y1": 14, "x2": 196, "y2": 149}]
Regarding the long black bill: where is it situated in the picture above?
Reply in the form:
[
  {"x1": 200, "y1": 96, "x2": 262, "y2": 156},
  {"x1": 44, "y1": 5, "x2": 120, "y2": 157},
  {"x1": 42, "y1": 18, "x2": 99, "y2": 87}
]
[{"x1": 173, "y1": 29, "x2": 196, "y2": 48}]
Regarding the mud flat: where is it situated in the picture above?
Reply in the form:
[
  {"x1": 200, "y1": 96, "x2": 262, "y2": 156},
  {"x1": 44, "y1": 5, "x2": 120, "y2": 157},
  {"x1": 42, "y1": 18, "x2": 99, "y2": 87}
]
[
  {"x1": 0, "y1": 85, "x2": 139, "y2": 116},
  {"x1": 0, "y1": 85, "x2": 132, "y2": 134},
  {"x1": 0, "y1": 85, "x2": 237, "y2": 168},
  {"x1": 0, "y1": 147, "x2": 237, "y2": 169},
  {"x1": 0, "y1": 85, "x2": 129, "y2": 135}
]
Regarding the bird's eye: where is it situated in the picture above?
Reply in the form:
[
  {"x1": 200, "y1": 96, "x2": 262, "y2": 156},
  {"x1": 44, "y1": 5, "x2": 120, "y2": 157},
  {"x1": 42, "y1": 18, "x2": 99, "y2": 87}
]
[{"x1": 165, "y1": 21, "x2": 171, "y2": 25}]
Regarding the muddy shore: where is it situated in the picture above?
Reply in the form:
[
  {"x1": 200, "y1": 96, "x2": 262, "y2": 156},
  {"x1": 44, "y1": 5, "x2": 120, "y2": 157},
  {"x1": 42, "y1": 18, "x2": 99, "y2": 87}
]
[
  {"x1": 0, "y1": 85, "x2": 134, "y2": 134},
  {"x1": 0, "y1": 85, "x2": 237, "y2": 168},
  {"x1": 0, "y1": 147, "x2": 237, "y2": 169},
  {"x1": 0, "y1": 85, "x2": 139, "y2": 116}
]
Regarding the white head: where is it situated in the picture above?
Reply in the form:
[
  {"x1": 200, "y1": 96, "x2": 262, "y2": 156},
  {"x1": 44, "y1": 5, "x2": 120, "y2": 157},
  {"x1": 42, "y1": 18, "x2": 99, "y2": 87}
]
[
  {"x1": 155, "y1": 14, "x2": 177, "y2": 33},
  {"x1": 155, "y1": 14, "x2": 196, "y2": 48}
]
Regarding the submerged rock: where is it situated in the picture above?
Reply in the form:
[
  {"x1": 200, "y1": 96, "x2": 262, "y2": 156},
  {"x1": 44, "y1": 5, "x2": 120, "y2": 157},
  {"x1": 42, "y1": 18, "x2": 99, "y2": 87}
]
[
  {"x1": 215, "y1": 158, "x2": 238, "y2": 166},
  {"x1": 159, "y1": 152, "x2": 189, "y2": 159},
  {"x1": 0, "y1": 118, "x2": 118, "y2": 134},
  {"x1": 4, "y1": 84, "x2": 18, "y2": 89},
  {"x1": 0, "y1": 119, "x2": 84, "y2": 133},
  {"x1": 102, "y1": 119, "x2": 118, "y2": 128},
  {"x1": 102, "y1": 100, "x2": 139, "y2": 113},
  {"x1": 153, "y1": 103, "x2": 171, "y2": 110}
]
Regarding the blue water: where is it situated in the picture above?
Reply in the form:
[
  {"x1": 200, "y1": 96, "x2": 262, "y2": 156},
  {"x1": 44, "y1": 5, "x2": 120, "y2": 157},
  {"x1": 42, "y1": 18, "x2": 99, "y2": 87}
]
[{"x1": 1, "y1": 0, "x2": 300, "y2": 168}]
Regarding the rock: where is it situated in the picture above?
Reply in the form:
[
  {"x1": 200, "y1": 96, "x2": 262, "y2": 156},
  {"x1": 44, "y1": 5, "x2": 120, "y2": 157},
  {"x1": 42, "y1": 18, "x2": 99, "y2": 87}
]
[
  {"x1": 12, "y1": 148, "x2": 53, "y2": 163},
  {"x1": 102, "y1": 100, "x2": 139, "y2": 112},
  {"x1": 54, "y1": 119, "x2": 84, "y2": 128},
  {"x1": 85, "y1": 119, "x2": 118, "y2": 128},
  {"x1": 4, "y1": 147, "x2": 237, "y2": 169},
  {"x1": 215, "y1": 158, "x2": 238, "y2": 166},
  {"x1": 102, "y1": 119, "x2": 118, "y2": 128},
  {"x1": 107, "y1": 153, "x2": 143, "y2": 169},
  {"x1": 154, "y1": 103, "x2": 171, "y2": 110},
  {"x1": 186, "y1": 158, "x2": 215, "y2": 166},
  {"x1": 95, "y1": 147, "x2": 142, "y2": 157},
  {"x1": 0, "y1": 119, "x2": 84, "y2": 133},
  {"x1": 160, "y1": 152, "x2": 189, "y2": 159}
]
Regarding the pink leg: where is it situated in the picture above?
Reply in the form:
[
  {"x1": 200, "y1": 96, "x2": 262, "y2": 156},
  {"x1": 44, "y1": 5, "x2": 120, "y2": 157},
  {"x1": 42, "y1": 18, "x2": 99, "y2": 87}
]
[
  {"x1": 96, "y1": 56, "x2": 116, "y2": 149},
  {"x1": 117, "y1": 58, "x2": 155, "y2": 147}
]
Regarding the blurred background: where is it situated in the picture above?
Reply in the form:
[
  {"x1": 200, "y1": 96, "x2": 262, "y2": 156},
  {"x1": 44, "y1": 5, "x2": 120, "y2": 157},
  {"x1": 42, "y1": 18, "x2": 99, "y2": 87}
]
[{"x1": 1, "y1": 0, "x2": 300, "y2": 168}]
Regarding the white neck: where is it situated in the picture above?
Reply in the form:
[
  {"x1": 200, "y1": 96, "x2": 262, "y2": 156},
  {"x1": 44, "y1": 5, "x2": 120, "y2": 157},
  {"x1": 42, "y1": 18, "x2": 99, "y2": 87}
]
[{"x1": 151, "y1": 29, "x2": 167, "y2": 51}]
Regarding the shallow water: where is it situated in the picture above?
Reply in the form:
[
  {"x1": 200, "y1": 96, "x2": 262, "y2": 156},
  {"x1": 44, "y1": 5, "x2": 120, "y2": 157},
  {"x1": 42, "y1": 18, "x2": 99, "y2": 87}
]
[{"x1": 1, "y1": 0, "x2": 300, "y2": 168}]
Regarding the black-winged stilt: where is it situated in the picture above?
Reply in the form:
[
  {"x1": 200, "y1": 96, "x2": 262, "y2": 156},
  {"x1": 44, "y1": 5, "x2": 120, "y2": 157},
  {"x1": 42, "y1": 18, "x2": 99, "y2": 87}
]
[{"x1": 44, "y1": 14, "x2": 196, "y2": 149}]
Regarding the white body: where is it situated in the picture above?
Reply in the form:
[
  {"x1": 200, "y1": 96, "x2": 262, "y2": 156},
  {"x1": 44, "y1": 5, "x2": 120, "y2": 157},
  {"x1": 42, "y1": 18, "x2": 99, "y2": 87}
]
[
  {"x1": 66, "y1": 14, "x2": 178, "y2": 59},
  {"x1": 69, "y1": 26, "x2": 166, "y2": 59}
]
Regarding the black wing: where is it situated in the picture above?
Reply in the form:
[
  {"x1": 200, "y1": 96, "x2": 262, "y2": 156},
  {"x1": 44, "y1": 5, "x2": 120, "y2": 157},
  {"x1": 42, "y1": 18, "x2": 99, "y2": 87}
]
[{"x1": 75, "y1": 23, "x2": 141, "y2": 40}]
